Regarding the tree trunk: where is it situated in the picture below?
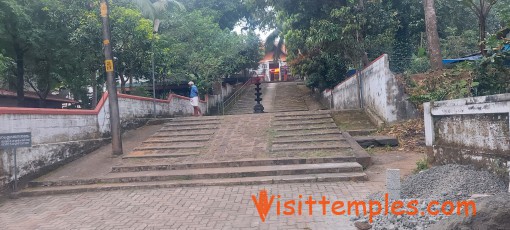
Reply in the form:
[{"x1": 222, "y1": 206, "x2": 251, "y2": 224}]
[
  {"x1": 479, "y1": 16, "x2": 487, "y2": 56},
  {"x1": 91, "y1": 71, "x2": 98, "y2": 108},
  {"x1": 129, "y1": 74, "x2": 133, "y2": 92},
  {"x1": 423, "y1": 0, "x2": 443, "y2": 70},
  {"x1": 119, "y1": 69, "x2": 127, "y2": 93},
  {"x1": 14, "y1": 44, "x2": 25, "y2": 107}
]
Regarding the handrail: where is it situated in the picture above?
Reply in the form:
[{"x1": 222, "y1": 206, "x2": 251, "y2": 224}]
[{"x1": 221, "y1": 78, "x2": 254, "y2": 115}]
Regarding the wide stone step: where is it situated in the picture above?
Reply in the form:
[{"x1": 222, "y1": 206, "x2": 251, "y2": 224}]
[
  {"x1": 16, "y1": 172, "x2": 368, "y2": 197},
  {"x1": 347, "y1": 129, "x2": 378, "y2": 136},
  {"x1": 152, "y1": 132, "x2": 215, "y2": 138},
  {"x1": 272, "y1": 119, "x2": 335, "y2": 127},
  {"x1": 142, "y1": 137, "x2": 210, "y2": 143},
  {"x1": 111, "y1": 156, "x2": 357, "y2": 173},
  {"x1": 134, "y1": 144, "x2": 204, "y2": 151},
  {"x1": 172, "y1": 117, "x2": 222, "y2": 122},
  {"x1": 28, "y1": 162, "x2": 363, "y2": 187},
  {"x1": 274, "y1": 130, "x2": 343, "y2": 138},
  {"x1": 274, "y1": 125, "x2": 339, "y2": 132},
  {"x1": 123, "y1": 151, "x2": 201, "y2": 159},
  {"x1": 164, "y1": 121, "x2": 221, "y2": 127},
  {"x1": 160, "y1": 125, "x2": 218, "y2": 131},
  {"x1": 271, "y1": 143, "x2": 352, "y2": 152},
  {"x1": 274, "y1": 111, "x2": 331, "y2": 117},
  {"x1": 270, "y1": 149, "x2": 355, "y2": 159},
  {"x1": 272, "y1": 138, "x2": 348, "y2": 145},
  {"x1": 273, "y1": 114, "x2": 332, "y2": 122}
]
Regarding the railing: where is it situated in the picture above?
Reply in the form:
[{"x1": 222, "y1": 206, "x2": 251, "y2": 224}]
[{"x1": 220, "y1": 77, "x2": 255, "y2": 115}]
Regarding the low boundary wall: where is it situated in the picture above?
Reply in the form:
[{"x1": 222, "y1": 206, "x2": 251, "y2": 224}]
[
  {"x1": 424, "y1": 94, "x2": 510, "y2": 179},
  {"x1": 0, "y1": 84, "x2": 234, "y2": 188}
]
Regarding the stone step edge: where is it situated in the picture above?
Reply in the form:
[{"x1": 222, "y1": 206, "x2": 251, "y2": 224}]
[
  {"x1": 270, "y1": 146, "x2": 352, "y2": 152},
  {"x1": 151, "y1": 133, "x2": 215, "y2": 138},
  {"x1": 14, "y1": 172, "x2": 368, "y2": 197},
  {"x1": 171, "y1": 117, "x2": 223, "y2": 121},
  {"x1": 272, "y1": 120, "x2": 335, "y2": 127},
  {"x1": 272, "y1": 138, "x2": 347, "y2": 144},
  {"x1": 111, "y1": 156, "x2": 357, "y2": 173},
  {"x1": 347, "y1": 129, "x2": 378, "y2": 136},
  {"x1": 122, "y1": 152, "x2": 200, "y2": 159},
  {"x1": 272, "y1": 115, "x2": 332, "y2": 122},
  {"x1": 274, "y1": 111, "x2": 331, "y2": 117},
  {"x1": 163, "y1": 122, "x2": 222, "y2": 127},
  {"x1": 142, "y1": 138, "x2": 210, "y2": 144},
  {"x1": 159, "y1": 126, "x2": 218, "y2": 131},
  {"x1": 274, "y1": 126, "x2": 339, "y2": 132},
  {"x1": 274, "y1": 131, "x2": 343, "y2": 138},
  {"x1": 28, "y1": 163, "x2": 363, "y2": 188},
  {"x1": 134, "y1": 145, "x2": 204, "y2": 151}
]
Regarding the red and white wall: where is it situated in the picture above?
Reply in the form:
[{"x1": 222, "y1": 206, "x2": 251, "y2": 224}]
[{"x1": 0, "y1": 86, "x2": 231, "y2": 187}]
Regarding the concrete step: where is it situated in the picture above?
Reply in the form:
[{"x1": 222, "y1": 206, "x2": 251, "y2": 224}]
[
  {"x1": 142, "y1": 137, "x2": 210, "y2": 143},
  {"x1": 274, "y1": 111, "x2": 331, "y2": 117},
  {"x1": 272, "y1": 118, "x2": 335, "y2": 127},
  {"x1": 123, "y1": 151, "x2": 201, "y2": 159},
  {"x1": 152, "y1": 132, "x2": 215, "y2": 138},
  {"x1": 160, "y1": 125, "x2": 218, "y2": 131},
  {"x1": 347, "y1": 129, "x2": 378, "y2": 136},
  {"x1": 172, "y1": 117, "x2": 222, "y2": 122},
  {"x1": 274, "y1": 130, "x2": 343, "y2": 138},
  {"x1": 274, "y1": 125, "x2": 339, "y2": 132},
  {"x1": 272, "y1": 138, "x2": 348, "y2": 145},
  {"x1": 269, "y1": 149, "x2": 355, "y2": 159},
  {"x1": 271, "y1": 143, "x2": 352, "y2": 152},
  {"x1": 16, "y1": 172, "x2": 368, "y2": 197},
  {"x1": 28, "y1": 162, "x2": 363, "y2": 188},
  {"x1": 163, "y1": 121, "x2": 221, "y2": 127},
  {"x1": 134, "y1": 144, "x2": 204, "y2": 151},
  {"x1": 273, "y1": 114, "x2": 332, "y2": 122},
  {"x1": 111, "y1": 156, "x2": 357, "y2": 173}
]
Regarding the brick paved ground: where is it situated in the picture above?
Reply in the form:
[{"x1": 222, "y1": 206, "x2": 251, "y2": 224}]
[{"x1": 0, "y1": 181, "x2": 384, "y2": 230}]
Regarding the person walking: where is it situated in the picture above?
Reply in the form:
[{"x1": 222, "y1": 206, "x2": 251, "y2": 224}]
[{"x1": 188, "y1": 81, "x2": 202, "y2": 116}]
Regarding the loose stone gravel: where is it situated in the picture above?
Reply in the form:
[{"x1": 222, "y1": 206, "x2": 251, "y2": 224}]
[
  {"x1": 353, "y1": 164, "x2": 508, "y2": 230},
  {"x1": 401, "y1": 164, "x2": 507, "y2": 201}
]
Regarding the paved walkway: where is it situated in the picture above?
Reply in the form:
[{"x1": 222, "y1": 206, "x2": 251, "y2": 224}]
[{"x1": 0, "y1": 181, "x2": 383, "y2": 230}]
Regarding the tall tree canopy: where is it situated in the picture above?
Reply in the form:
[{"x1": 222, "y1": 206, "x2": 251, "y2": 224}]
[{"x1": 0, "y1": 0, "x2": 262, "y2": 108}]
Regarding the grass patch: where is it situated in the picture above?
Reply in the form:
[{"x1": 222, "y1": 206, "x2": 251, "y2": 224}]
[{"x1": 414, "y1": 157, "x2": 429, "y2": 173}]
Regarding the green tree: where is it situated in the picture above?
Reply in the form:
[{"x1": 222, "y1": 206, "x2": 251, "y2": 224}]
[{"x1": 459, "y1": 0, "x2": 499, "y2": 55}]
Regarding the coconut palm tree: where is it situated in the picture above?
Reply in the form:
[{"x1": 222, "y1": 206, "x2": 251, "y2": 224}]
[{"x1": 131, "y1": 0, "x2": 185, "y2": 31}]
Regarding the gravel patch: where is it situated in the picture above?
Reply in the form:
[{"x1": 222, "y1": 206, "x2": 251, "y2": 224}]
[
  {"x1": 401, "y1": 164, "x2": 507, "y2": 201},
  {"x1": 353, "y1": 164, "x2": 508, "y2": 230}
]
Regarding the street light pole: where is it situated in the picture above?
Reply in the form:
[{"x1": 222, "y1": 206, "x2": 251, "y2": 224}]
[{"x1": 99, "y1": 0, "x2": 123, "y2": 156}]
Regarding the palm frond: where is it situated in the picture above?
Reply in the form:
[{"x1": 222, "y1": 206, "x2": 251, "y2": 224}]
[
  {"x1": 153, "y1": 0, "x2": 185, "y2": 14},
  {"x1": 131, "y1": 0, "x2": 156, "y2": 20}
]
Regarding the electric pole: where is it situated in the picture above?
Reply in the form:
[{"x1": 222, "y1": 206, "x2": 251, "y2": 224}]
[{"x1": 100, "y1": 0, "x2": 123, "y2": 156}]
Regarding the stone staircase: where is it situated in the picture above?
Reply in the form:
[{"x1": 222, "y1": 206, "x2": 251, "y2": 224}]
[
  {"x1": 15, "y1": 81, "x2": 375, "y2": 197},
  {"x1": 269, "y1": 111, "x2": 355, "y2": 158},
  {"x1": 16, "y1": 112, "x2": 370, "y2": 197},
  {"x1": 18, "y1": 156, "x2": 367, "y2": 196},
  {"x1": 125, "y1": 117, "x2": 222, "y2": 159}
]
